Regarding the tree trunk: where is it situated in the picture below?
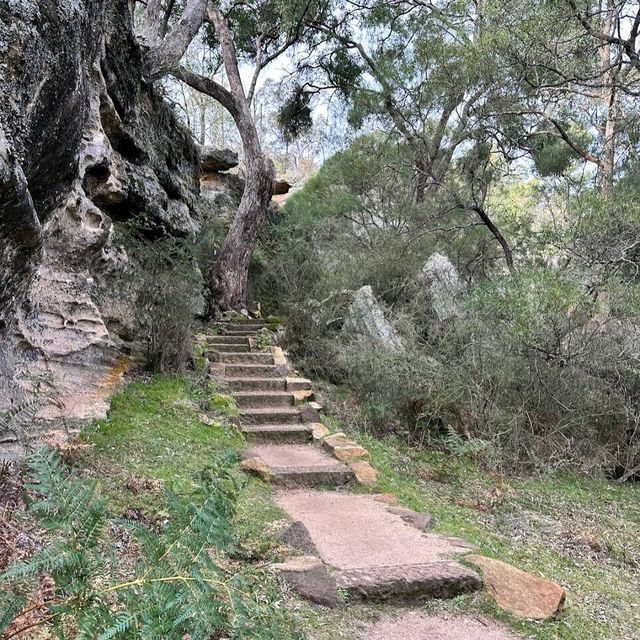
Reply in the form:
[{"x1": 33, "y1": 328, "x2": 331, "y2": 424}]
[
  {"x1": 203, "y1": 7, "x2": 275, "y2": 312},
  {"x1": 413, "y1": 155, "x2": 440, "y2": 203},
  {"x1": 599, "y1": 0, "x2": 616, "y2": 198},
  {"x1": 206, "y1": 152, "x2": 274, "y2": 311},
  {"x1": 198, "y1": 102, "x2": 206, "y2": 145},
  {"x1": 143, "y1": 0, "x2": 209, "y2": 80},
  {"x1": 470, "y1": 205, "x2": 515, "y2": 272}
]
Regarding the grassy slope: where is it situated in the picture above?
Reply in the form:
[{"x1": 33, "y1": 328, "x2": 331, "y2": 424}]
[
  {"x1": 75, "y1": 374, "x2": 640, "y2": 640},
  {"x1": 74, "y1": 376, "x2": 307, "y2": 637}
]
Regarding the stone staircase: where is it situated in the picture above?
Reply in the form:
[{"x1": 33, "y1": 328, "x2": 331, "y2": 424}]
[
  {"x1": 203, "y1": 318, "x2": 355, "y2": 487},
  {"x1": 196, "y1": 317, "x2": 485, "y2": 607},
  {"x1": 198, "y1": 318, "x2": 564, "y2": 628}
]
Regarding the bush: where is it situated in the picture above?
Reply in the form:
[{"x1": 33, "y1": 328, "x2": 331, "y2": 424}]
[
  {"x1": 123, "y1": 231, "x2": 206, "y2": 373},
  {"x1": 255, "y1": 136, "x2": 640, "y2": 477}
]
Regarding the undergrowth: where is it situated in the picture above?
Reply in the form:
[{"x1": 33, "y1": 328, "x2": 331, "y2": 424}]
[
  {"x1": 317, "y1": 393, "x2": 640, "y2": 640},
  {"x1": 0, "y1": 376, "x2": 303, "y2": 640}
]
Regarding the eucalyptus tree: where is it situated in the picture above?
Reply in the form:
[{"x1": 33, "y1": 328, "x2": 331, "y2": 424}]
[
  {"x1": 293, "y1": 0, "x2": 519, "y2": 270},
  {"x1": 485, "y1": 0, "x2": 640, "y2": 197},
  {"x1": 139, "y1": 0, "x2": 329, "y2": 311}
]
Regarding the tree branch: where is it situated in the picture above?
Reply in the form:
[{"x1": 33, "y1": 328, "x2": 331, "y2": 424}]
[
  {"x1": 142, "y1": 0, "x2": 164, "y2": 47},
  {"x1": 143, "y1": 0, "x2": 209, "y2": 81},
  {"x1": 171, "y1": 66, "x2": 238, "y2": 120}
]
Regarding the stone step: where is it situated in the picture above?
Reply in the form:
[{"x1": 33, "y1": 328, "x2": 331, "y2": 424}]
[
  {"x1": 336, "y1": 561, "x2": 481, "y2": 603},
  {"x1": 232, "y1": 318, "x2": 269, "y2": 326},
  {"x1": 276, "y1": 491, "x2": 481, "y2": 604},
  {"x1": 219, "y1": 352, "x2": 274, "y2": 364},
  {"x1": 206, "y1": 335, "x2": 250, "y2": 345},
  {"x1": 240, "y1": 407, "x2": 302, "y2": 425},
  {"x1": 227, "y1": 377, "x2": 287, "y2": 392},
  {"x1": 224, "y1": 328, "x2": 263, "y2": 336},
  {"x1": 241, "y1": 424, "x2": 313, "y2": 444},
  {"x1": 243, "y1": 445, "x2": 354, "y2": 488},
  {"x1": 234, "y1": 391, "x2": 294, "y2": 409},
  {"x1": 207, "y1": 343, "x2": 251, "y2": 353},
  {"x1": 224, "y1": 364, "x2": 281, "y2": 378}
]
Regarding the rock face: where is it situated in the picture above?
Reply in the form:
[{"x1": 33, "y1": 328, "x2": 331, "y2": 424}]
[
  {"x1": 421, "y1": 252, "x2": 465, "y2": 321},
  {"x1": 346, "y1": 285, "x2": 404, "y2": 350},
  {"x1": 199, "y1": 146, "x2": 238, "y2": 172},
  {"x1": 0, "y1": 1, "x2": 227, "y2": 437},
  {"x1": 466, "y1": 555, "x2": 566, "y2": 620}
]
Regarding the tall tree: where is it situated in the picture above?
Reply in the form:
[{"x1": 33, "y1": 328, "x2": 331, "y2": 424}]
[
  {"x1": 487, "y1": 0, "x2": 640, "y2": 196},
  {"x1": 296, "y1": 0, "x2": 517, "y2": 270},
  {"x1": 141, "y1": 0, "x2": 327, "y2": 311}
]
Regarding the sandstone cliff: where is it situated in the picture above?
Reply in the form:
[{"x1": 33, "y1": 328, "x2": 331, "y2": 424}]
[{"x1": 0, "y1": 0, "x2": 224, "y2": 450}]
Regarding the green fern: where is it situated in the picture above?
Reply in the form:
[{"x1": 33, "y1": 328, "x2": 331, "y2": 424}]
[
  {"x1": 442, "y1": 425, "x2": 490, "y2": 459},
  {"x1": 1, "y1": 447, "x2": 304, "y2": 639},
  {"x1": 0, "y1": 395, "x2": 44, "y2": 445}
]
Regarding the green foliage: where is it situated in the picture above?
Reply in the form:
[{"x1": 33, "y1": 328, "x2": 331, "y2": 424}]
[
  {"x1": 113, "y1": 227, "x2": 209, "y2": 373},
  {"x1": 277, "y1": 85, "x2": 313, "y2": 142},
  {"x1": 0, "y1": 447, "x2": 302, "y2": 639}
]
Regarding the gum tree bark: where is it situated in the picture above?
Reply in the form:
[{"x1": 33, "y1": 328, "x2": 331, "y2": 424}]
[
  {"x1": 175, "y1": 6, "x2": 275, "y2": 312},
  {"x1": 143, "y1": 0, "x2": 209, "y2": 80}
]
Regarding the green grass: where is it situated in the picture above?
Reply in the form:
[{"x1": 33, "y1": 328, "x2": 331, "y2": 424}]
[
  {"x1": 78, "y1": 376, "x2": 244, "y2": 516},
  {"x1": 320, "y1": 410, "x2": 640, "y2": 640}
]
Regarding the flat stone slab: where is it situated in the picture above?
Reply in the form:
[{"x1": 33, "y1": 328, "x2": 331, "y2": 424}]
[
  {"x1": 358, "y1": 611, "x2": 521, "y2": 640},
  {"x1": 244, "y1": 445, "x2": 353, "y2": 487},
  {"x1": 247, "y1": 445, "x2": 348, "y2": 471},
  {"x1": 276, "y1": 491, "x2": 476, "y2": 570},
  {"x1": 337, "y1": 561, "x2": 481, "y2": 602},
  {"x1": 467, "y1": 554, "x2": 566, "y2": 620},
  {"x1": 276, "y1": 491, "x2": 480, "y2": 602}
]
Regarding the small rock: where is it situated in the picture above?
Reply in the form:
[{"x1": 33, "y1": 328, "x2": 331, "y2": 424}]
[
  {"x1": 300, "y1": 404, "x2": 321, "y2": 423},
  {"x1": 308, "y1": 401, "x2": 324, "y2": 411},
  {"x1": 349, "y1": 460, "x2": 378, "y2": 487},
  {"x1": 323, "y1": 434, "x2": 368, "y2": 461},
  {"x1": 310, "y1": 422, "x2": 331, "y2": 440},
  {"x1": 387, "y1": 506, "x2": 435, "y2": 531},
  {"x1": 239, "y1": 457, "x2": 272, "y2": 481},
  {"x1": 272, "y1": 555, "x2": 341, "y2": 607},
  {"x1": 466, "y1": 555, "x2": 566, "y2": 620},
  {"x1": 271, "y1": 346, "x2": 288, "y2": 367},
  {"x1": 292, "y1": 389, "x2": 314, "y2": 404},
  {"x1": 277, "y1": 521, "x2": 317, "y2": 555},
  {"x1": 199, "y1": 413, "x2": 215, "y2": 426}
]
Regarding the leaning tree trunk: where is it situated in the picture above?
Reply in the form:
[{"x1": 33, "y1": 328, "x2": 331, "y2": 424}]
[
  {"x1": 207, "y1": 151, "x2": 274, "y2": 311},
  {"x1": 599, "y1": 1, "x2": 616, "y2": 200},
  {"x1": 203, "y1": 6, "x2": 275, "y2": 312}
]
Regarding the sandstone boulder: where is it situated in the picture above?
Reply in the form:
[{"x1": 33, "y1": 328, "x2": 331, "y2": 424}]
[
  {"x1": 199, "y1": 146, "x2": 239, "y2": 172},
  {"x1": 346, "y1": 285, "x2": 403, "y2": 350},
  {"x1": 466, "y1": 555, "x2": 566, "y2": 620}
]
